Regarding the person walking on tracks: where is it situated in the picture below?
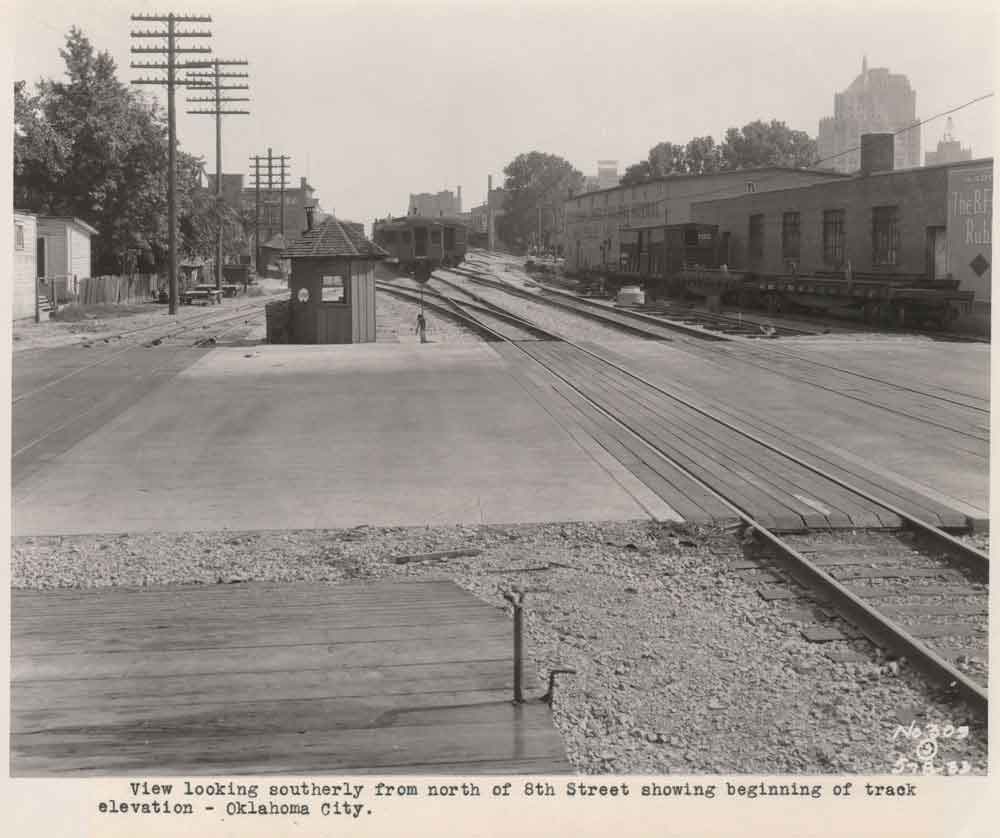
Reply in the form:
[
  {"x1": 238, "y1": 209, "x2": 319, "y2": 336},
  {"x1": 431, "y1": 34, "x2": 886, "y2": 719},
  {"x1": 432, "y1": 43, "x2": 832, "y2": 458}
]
[{"x1": 415, "y1": 311, "x2": 427, "y2": 343}]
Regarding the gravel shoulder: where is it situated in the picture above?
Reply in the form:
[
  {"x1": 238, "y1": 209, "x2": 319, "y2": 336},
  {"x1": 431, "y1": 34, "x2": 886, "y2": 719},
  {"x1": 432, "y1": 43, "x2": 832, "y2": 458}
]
[{"x1": 13, "y1": 520, "x2": 987, "y2": 775}]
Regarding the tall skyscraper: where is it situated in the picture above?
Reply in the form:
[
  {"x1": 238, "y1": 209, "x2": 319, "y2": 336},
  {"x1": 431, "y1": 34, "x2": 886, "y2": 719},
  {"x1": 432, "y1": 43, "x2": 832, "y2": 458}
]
[{"x1": 818, "y1": 57, "x2": 921, "y2": 172}]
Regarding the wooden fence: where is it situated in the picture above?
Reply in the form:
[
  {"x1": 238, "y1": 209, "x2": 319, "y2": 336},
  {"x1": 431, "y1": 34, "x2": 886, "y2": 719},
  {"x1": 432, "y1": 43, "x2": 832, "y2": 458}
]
[{"x1": 54, "y1": 274, "x2": 161, "y2": 305}]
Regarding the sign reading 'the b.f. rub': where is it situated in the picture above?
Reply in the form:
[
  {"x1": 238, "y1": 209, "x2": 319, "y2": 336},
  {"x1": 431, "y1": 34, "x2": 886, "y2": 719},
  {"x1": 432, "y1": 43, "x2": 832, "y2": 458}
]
[{"x1": 947, "y1": 164, "x2": 992, "y2": 303}]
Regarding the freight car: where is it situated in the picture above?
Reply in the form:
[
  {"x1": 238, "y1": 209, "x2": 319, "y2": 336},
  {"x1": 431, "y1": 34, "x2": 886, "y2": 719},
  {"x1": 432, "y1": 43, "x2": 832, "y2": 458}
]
[
  {"x1": 372, "y1": 216, "x2": 468, "y2": 273},
  {"x1": 583, "y1": 223, "x2": 973, "y2": 329}
]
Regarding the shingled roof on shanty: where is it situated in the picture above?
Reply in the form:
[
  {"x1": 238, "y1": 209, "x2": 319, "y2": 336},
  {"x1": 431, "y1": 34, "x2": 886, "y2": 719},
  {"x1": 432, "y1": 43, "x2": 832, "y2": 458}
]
[{"x1": 281, "y1": 217, "x2": 388, "y2": 259}]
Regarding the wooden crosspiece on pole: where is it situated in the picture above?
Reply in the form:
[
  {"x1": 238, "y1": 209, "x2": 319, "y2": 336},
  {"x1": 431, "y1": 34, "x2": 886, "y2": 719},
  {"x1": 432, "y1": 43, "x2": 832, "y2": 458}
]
[
  {"x1": 249, "y1": 148, "x2": 291, "y2": 273},
  {"x1": 183, "y1": 60, "x2": 250, "y2": 289},
  {"x1": 130, "y1": 12, "x2": 213, "y2": 315}
]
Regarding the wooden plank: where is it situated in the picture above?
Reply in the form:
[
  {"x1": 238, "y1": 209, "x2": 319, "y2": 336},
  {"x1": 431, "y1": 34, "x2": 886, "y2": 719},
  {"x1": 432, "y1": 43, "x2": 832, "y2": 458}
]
[
  {"x1": 881, "y1": 602, "x2": 988, "y2": 618},
  {"x1": 852, "y1": 584, "x2": 987, "y2": 599},
  {"x1": 533, "y1": 347, "x2": 794, "y2": 530},
  {"x1": 831, "y1": 567, "x2": 967, "y2": 581},
  {"x1": 543, "y1": 344, "x2": 884, "y2": 529},
  {"x1": 15, "y1": 619, "x2": 511, "y2": 658},
  {"x1": 13, "y1": 659, "x2": 515, "y2": 710},
  {"x1": 14, "y1": 635, "x2": 514, "y2": 682},
  {"x1": 757, "y1": 585, "x2": 803, "y2": 601},
  {"x1": 13, "y1": 690, "x2": 521, "y2": 735},
  {"x1": 11, "y1": 714, "x2": 569, "y2": 776},
  {"x1": 899, "y1": 622, "x2": 984, "y2": 639}
]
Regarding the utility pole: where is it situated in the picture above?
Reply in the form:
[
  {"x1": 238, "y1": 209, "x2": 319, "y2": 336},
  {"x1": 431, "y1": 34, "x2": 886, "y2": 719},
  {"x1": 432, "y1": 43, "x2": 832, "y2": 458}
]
[
  {"x1": 249, "y1": 148, "x2": 290, "y2": 275},
  {"x1": 487, "y1": 174, "x2": 494, "y2": 252},
  {"x1": 130, "y1": 12, "x2": 213, "y2": 315},
  {"x1": 184, "y1": 59, "x2": 250, "y2": 289}
]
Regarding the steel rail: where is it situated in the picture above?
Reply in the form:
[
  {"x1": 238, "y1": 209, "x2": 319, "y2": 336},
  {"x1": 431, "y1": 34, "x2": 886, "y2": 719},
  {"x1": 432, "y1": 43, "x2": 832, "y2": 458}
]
[
  {"x1": 436, "y1": 280, "x2": 989, "y2": 713},
  {"x1": 457, "y1": 266, "x2": 988, "y2": 443},
  {"x1": 13, "y1": 299, "x2": 267, "y2": 404}
]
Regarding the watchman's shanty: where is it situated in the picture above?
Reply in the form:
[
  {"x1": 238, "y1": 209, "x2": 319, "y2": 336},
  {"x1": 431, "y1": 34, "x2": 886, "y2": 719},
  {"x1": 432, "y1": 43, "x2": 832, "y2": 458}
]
[{"x1": 279, "y1": 211, "x2": 387, "y2": 344}]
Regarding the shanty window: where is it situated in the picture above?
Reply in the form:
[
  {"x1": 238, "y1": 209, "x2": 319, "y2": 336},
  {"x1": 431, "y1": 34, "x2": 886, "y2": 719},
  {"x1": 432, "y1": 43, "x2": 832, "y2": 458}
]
[
  {"x1": 748, "y1": 214, "x2": 764, "y2": 263},
  {"x1": 781, "y1": 212, "x2": 800, "y2": 259},
  {"x1": 15, "y1": 222, "x2": 25, "y2": 250},
  {"x1": 872, "y1": 206, "x2": 899, "y2": 266},
  {"x1": 322, "y1": 275, "x2": 345, "y2": 303},
  {"x1": 746, "y1": 182, "x2": 757, "y2": 194},
  {"x1": 431, "y1": 230, "x2": 441, "y2": 244},
  {"x1": 822, "y1": 210, "x2": 845, "y2": 266}
]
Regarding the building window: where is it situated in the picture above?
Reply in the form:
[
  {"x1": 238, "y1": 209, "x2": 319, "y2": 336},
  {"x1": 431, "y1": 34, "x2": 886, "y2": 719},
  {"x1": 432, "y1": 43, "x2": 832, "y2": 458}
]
[
  {"x1": 746, "y1": 182, "x2": 757, "y2": 194},
  {"x1": 781, "y1": 212, "x2": 800, "y2": 259},
  {"x1": 15, "y1": 222, "x2": 25, "y2": 250},
  {"x1": 822, "y1": 210, "x2": 845, "y2": 266},
  {"x1": 321, "y1": 275, "x2": 346, "y2": 303},
  {"x1": 872, "y1": 206, "x2": 899, "y2": 266},
  {"x1": 748, "y1": 214, "x2": 764, "y2": 263}
]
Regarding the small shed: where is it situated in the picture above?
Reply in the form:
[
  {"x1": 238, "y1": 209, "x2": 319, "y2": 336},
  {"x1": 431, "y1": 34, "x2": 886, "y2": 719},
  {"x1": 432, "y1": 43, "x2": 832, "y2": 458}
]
[
  {"x1": 36, "y1": 216, "x2": 97, "y2": 283},
  {"x1": 260, "y1": 233, "x2": 289, "y2": 278},
  {"x1": 13, "y1": 211, "x2": 38, "y2": 320},
  {"x1": 280, "y1": 215, "x2": 387, "y2": 344}
]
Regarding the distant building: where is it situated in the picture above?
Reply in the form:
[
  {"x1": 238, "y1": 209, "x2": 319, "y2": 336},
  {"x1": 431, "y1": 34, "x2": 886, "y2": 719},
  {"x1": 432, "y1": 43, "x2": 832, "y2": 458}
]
[
  {"x1": 925, "y1": 118, "x2": 973, "y2": 166},
  {"x1": 468, "y1": 188, "x2": 507, "y2": 245},
  {"x1": 818, "y1": 57, "x2": 921, "y2": 172},
  {"x1": 240, "y1": 176, "x2": 319, "y2": 246},
  {"x1": 581, "y1": 160, "x2": 621, "y2": 194},
  {"x1": 408, "y1": 189, "x2": 462, "y2": 218}
]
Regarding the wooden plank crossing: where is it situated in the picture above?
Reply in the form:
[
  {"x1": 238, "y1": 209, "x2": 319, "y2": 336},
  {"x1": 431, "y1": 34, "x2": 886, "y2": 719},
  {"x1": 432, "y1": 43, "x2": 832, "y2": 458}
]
[{"x1": 11, "y1": 579, "x2": 571, "y2": 776}]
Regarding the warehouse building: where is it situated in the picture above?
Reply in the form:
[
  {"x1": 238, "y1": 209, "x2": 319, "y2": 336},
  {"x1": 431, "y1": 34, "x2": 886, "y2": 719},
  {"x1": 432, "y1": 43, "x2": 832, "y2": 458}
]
[
  {"x1": 562, "y1": 167, "x2": 849, "y2": 273},
  {"x1": 689, "y1": 133, "x2": 992, "y2": 330}
]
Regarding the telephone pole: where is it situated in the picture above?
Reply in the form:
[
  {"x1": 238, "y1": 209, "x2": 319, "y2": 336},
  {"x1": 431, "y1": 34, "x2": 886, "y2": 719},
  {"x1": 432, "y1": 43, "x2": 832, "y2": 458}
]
[
  {"x1": 130, "y1": 12, "x2": 213, "y2": 315},
  {"x1": 249, "y1": 148, "x2": 290, "y2": 275},
  {"x1": 184, "y1": 60, "x2": 250, "y2": 289}
]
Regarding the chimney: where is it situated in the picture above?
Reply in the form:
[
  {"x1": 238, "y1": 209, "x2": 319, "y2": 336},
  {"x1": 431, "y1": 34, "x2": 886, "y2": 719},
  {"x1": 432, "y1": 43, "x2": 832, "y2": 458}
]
[
  {"x1": 305, "y1": 204, "x2": 315, "y2": 231},
  {"x1": 457, "y1": 185, "x2": 462, "y2": 213},
  {"x1": 860, "y1": 132, "x2": 894, "y2": 175},
  {"x1": 300, "y1": 176, "x2": 307, "y2": 189}
]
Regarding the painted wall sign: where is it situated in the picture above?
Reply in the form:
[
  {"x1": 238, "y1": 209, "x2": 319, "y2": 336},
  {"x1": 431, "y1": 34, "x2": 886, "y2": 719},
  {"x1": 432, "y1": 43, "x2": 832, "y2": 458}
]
[{"x1": 947, "y1": 165, "x2": 992, "y2": 303}]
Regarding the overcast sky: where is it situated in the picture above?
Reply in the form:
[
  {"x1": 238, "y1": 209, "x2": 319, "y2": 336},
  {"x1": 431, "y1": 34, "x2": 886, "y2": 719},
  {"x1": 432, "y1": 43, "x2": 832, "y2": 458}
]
[{"x1": 9, "y1": 0, "x2": 997, "y2": 230}]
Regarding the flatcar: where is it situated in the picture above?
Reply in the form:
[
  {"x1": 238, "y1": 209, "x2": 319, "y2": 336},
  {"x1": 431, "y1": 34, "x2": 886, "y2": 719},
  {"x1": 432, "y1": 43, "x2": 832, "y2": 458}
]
[
  {"x1": 583, "y1": 223, "x2": 972, "y2": 328},
  {"x1": 372, "y1": 215, "x2": 468, "y2": 273}
]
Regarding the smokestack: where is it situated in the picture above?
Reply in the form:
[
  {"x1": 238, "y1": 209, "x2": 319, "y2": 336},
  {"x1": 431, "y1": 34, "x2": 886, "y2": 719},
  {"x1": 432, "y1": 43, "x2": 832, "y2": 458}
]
[
  {"x1": 305, "y1": 204, "x2": 315, "y2": 231},
  {"x1": 457, "y1": 185, "x2": 462, "y2": 213},
  {"x1": 860, "y1": 133, "x2": 894, "y2": 176}
]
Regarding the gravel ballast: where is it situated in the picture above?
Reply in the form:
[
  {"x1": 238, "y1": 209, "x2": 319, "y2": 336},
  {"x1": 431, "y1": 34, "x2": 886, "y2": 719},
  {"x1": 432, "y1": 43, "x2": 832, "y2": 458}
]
[{"x1": 13, "y1": 520, "x2": 987, "y2": 775}]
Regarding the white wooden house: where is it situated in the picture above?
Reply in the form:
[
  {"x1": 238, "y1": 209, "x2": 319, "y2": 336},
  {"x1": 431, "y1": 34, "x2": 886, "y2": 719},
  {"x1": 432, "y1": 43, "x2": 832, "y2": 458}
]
[
  {"x1": 36, "y1": 216, "x2": 98, "y2": 289},
  {"x1": 13, "y1": 211, "x2": 38, "y2": 320}
]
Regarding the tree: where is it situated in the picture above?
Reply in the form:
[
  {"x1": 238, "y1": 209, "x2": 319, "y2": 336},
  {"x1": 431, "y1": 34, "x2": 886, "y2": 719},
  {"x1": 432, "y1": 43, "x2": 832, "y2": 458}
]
[
  {"x1": 498, "y1": 151, "x2": 584, "y2": 250},
  {"x1": 617, "y1": 121, "x2": 818, "y2": 187},
  {"x1": 13, "y1": 27, "x2": 208, "y2": 275},
  {"x1": 720, "y1": 120, "x2": 818, "y2": 170}
]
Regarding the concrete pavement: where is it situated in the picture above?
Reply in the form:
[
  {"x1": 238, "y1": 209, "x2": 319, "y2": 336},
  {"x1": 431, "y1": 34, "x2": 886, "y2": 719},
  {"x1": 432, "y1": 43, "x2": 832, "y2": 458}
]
[{"x1": 14, "y1": 344, "x2": 673, "y2": 536}]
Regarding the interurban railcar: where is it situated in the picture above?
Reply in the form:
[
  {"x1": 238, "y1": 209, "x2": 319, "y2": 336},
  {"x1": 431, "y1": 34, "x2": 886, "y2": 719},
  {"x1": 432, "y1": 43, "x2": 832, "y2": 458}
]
[{"x1": 372, "y1": 216, "x2": 468, "y2": 272}]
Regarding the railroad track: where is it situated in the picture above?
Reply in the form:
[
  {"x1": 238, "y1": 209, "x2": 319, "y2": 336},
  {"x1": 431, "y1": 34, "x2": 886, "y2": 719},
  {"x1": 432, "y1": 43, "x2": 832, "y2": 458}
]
[
  {"x1": 13, "y1": 299, "x2": 268, "y2": 405},
  {"x1": 432, "y1": 277, "x2": 989, "y2": 715},
  {"x1": 444, "y1": 266, "x2": 988, "y2": 444}
]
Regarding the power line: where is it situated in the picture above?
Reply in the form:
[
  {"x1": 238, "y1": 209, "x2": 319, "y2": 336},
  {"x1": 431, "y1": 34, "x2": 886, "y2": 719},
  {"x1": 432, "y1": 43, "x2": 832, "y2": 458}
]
[
  {"x1": 129, "y1": 11, "x2": 214, "y2": 315},
  {"x1": 568, "y1": 91, "x2": 995, "y2": 224},
  {"x1": 184, "y1": 59, "x2": 250, "y2": 288}
]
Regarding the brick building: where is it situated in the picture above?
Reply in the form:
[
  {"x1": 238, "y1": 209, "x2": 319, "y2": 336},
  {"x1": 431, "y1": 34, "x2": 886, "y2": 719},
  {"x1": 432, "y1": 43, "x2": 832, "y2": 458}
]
[
  {"x1": 408, "y1": 188, "x2": 461, "y2": 218},
  {"x1": 689, "y1": 137, "x2": 992, "y2": 327},
  {"x1": 562, "y1": 167, "x2": 848, "y2": 272},
  {"x1": 239, "y1": 176, "x2": 319, "y2": 245}
]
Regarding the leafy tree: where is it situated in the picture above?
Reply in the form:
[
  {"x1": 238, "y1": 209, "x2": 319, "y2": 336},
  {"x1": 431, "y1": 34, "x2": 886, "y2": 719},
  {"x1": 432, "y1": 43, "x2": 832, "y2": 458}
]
[
  {"x1": 720, "y1": 120, "x2": 818, "y2": 169},
  {"x1": 13, "y1": 27, "x2": 212, "y2": 275},
  {"x1": 617, "y1": 121, "x2": 818, "y2": 187},
  {"x1": 498, "y1": 151, "x2": 584, "y2": 249}
]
